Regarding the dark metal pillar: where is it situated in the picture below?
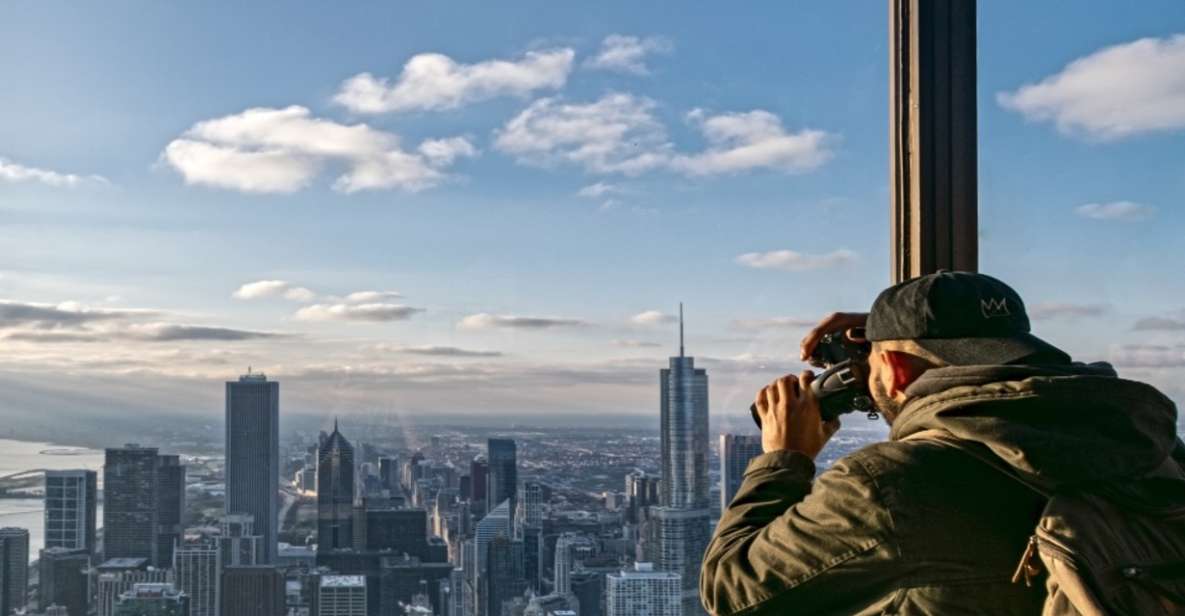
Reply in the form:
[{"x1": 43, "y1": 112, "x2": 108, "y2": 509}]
[{"x1": 889, "y1": 0, "x2": 978, "y2": 283}]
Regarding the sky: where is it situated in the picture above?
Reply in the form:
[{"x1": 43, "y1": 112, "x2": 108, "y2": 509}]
[{"x1": 1, "y1": 2, "x2": 1183, "y2": 428}]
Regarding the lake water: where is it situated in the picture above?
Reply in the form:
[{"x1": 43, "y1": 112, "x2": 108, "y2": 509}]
[{"x1": 0, "y1": 439, "x2": 105, "y2": 561}]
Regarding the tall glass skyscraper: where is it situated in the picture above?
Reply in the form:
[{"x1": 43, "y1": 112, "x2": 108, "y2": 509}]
[
  {"x1": 0, "y1": 528, "x2": 29, "y2": 616},
  {"x1": 485, "y1": 439, "x2": 517, "y2": 519},
  {"x1": 719, "y1": 434, "x2": 763, "y2": 511},
  {"x1": 44, "y1": 470, "x2": 97, "y2": 553},
  {"x1": 656, "y1": 305, "x2": 710, "y2": 616},
  {"x1": 317, "y1": 420, "x2": 356, "y2": 553},
  {"x1": 660, "y1": 307, "x2": 709, "y2": 510},
  {"x1": 103, "y1": 445, "x2": 160, "y2": 563},
  {"x1": 225, "y1": 371, "x2": 279, "y2": 563}
]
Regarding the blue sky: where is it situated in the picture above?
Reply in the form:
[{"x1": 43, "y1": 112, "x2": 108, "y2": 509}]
[{"x1": 1, "y1": 2, "x2": 1183, "y2": 423}]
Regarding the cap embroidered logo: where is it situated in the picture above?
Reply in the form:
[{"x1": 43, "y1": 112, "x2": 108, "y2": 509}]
[{"x1": 981, "y1": 297, "x2": 1011, "y2": 319}]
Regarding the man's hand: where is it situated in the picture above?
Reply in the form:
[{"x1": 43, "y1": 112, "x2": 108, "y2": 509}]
[
  {"x1": 754, "y1": 371, "x2": 840, "y2": 458},
  {"x1": 799, "y1": 312, "x2": 869, "y2": 361}
]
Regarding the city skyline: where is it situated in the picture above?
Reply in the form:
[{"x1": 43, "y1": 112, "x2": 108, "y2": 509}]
[{"x1": 1, "y1": 3, "x2": 1184, "y2": 427}]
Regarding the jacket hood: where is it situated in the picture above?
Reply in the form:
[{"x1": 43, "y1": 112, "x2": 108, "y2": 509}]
[{"x1": 889, "y1": 362, "x2": 1184, "y2": 505}]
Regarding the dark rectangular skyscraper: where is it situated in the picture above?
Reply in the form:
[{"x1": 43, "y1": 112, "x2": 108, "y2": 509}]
[
  {"x1": 44, "y1": 470, "x2": 98, "y2": 554},
  {"x1": 39, "y1": 547, "x2": 90, "y2": 616},
  {"x1": 155, "y1": 455, "x2": 185, "y2": 568},
  {"x1": 103, "y1": 445, "x2": 160, "y2": 563},
  {"x1": 0, "y1": 528, "x2": 29, "y2": 616},
  {"x1": 719, "y1": 434, "x2": 763, "y2": 511},
  {"x1": 225, "y1": 371, "x2": 279, "y2": 563},
  {"x1": 485, "y1": 439, "x2": 517, "y2": 518},
  {"x1": 221, "y1": 566, "x2": 285, "y2": 616}
]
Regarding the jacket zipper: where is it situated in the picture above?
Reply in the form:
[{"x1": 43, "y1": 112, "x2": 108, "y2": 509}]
[{"x1": 1011, "y1": 535, "x2": 1043, "y2": 587}]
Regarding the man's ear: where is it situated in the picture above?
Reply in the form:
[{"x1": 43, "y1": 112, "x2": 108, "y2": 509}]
[{"x1": 882, "y1": 350, "x2": 926, "y2": 396}]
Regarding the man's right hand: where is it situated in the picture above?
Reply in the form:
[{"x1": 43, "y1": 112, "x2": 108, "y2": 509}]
[{"x1": 799, "y1": 312, "x2": 869, "y2": 361}]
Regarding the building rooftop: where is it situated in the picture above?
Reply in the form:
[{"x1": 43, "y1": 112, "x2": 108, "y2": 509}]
[
  {"x1": 98, "y1": 557, "x2": 149, "y2": 570},
  {"x1": 320, "y1": 575, "x2": 366, "y2": 588}
]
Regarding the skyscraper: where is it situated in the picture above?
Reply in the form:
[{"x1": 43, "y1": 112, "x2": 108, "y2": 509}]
[
  {"x1": 317, "y1": 420, "x2": 355, "y2": 553},
  {"x1": 314, "y1": 575, "x2": 367, "y2": 616},
  {"x1": 103, "y1": 446, "x2": 160, "y2": 563},
  {"x1": 553, "y1": 533, "x2": 595, "y2": 596},
  {"x1": 225, "y1": 371, "x2": 280, "y2": 563},
  {"x1": 174, "y1": 538, "x2": 220, "y2": 616},
  {"x1": 94, "y1": 558, "x2": 172, "y2": 616},
  {"x1": 486, "y1": 439, "x2": 517, "y2": 519},
  {"x1": 112, "y1": 583, "x2": 188, "y2": 616},
  {"x1": 719, "y1": 434, "x2": 763, "y2": 511},
  {"x1": 484, "y1": 536, "x2": 525, "y2": 616},
  {"x1": 0, "y1": 528, "x2": 29, "y2": 616},
  {"x1": 44, "y1": 470, "x2": 98, "y2": 554},
  {"x1": 473, "y1": 500, "x2": 511, "y2": 616},
  {"x1": 219, "y1": 514, "x2": 262, "y2": 567},
  {"x1": 606, "y1": 563, "x2": 682, "y2": 616},
  {"x1": 155, "y1": 455, "x2": 185, "y2": 568},
  {"x1": 39, "y1": 547, "x2": 90, "y2": 616},
  {"x1": 468, "y1": 455, "x2": 487, "y2": 506},
  {"x1": 660, "y1": 306, "x2": 709, "y2": 510},
  {"x1": 221, "y1": 566, "x2": 285, "y2": 616},
  {"x1": 656, "y1": 305, "x2": 710, "y2": 615}
]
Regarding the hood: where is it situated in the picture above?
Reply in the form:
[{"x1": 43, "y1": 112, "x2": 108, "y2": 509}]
[{"x1": 890, "y1": 362, "x2": 1184, "y2": 507}]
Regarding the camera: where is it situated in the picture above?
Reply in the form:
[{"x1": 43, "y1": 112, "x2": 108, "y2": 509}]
[{"x1": 749, "y1": 328, "x2": 878, "y2": 429}]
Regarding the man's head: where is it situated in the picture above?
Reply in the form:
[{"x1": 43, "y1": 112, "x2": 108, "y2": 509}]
[{"x1": 862, "y1": 271, "x2": 1069, "y2": 422}]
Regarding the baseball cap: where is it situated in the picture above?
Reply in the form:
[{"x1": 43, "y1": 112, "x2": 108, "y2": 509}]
[{"x1": 865, "y1": 271, "x2": 1070, "y2": 366}]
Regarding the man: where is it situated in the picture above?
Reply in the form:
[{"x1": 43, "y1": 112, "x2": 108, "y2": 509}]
[{"x1": 700, "y1": 271, "x2": 1182, "y2": 615}]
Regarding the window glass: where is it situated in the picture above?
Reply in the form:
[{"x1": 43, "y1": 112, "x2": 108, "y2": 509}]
[{"x1": 979, "y1": 1, "x2": 1185, "y2": 437}]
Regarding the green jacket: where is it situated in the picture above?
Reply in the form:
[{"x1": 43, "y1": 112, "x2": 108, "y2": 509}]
[{"x1": 701, "y1": 362, "x2": 1182, "y2": 615}]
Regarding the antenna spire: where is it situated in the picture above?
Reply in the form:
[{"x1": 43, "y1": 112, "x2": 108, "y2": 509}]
[
  {"x1": 334, "y1": 416, "x2": 339, "y2": 433},
  {"x1": 679, "y1": 302, "x2": 685, "y2": 357}
]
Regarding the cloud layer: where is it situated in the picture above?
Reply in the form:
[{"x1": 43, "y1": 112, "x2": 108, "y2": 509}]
[
  {"x1": 671, "y1": 110, "x2": 835, "y2": 175},
  {"x1": 1075, "y1": 201, "x2": 1155, "y2": 221},
  {"x1": 162, "y1": 106, "x2": 475, "y2": 194},
  {"x1": 998, "y1": 34, "x2": 1185, "y2": 140},
  {"x1": 334, "y1": 49, "x2": 575, "y2": 114},
  {"x1": 457, "y1": 313, "x2": 588, "y2": 330},
  {"x1": 585, "y1": 35, "x2": 672, "y2": 76},
  {"x1": 233, "y1": 280, "x2": 316, "y2": 302},
  {"x1": 735, "y1": 248, "x2": 857, "y2": 271},
  {"x1": 629, "y1": 310, "x2": 676, "y2": 326},
  {"x1": 1, "y1": 157, "x2": 108, "y2": 188},
  {"x1": 295, "y1": 303, "x2": 424, "y2": 322},
  {"x1": 495, "y1": 94, "x2": 834, "y2": 178}
]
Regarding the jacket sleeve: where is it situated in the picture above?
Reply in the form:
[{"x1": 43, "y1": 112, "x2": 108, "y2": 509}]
[{"x1": 700, "y1": 449, "x2": 902, "y2": 615}]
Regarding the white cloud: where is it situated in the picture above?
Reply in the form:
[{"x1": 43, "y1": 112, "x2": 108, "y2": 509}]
[
  {"x1": 1075, "y1": 201, "x2": 1155, "y2": 221},
  {"x1": 612, "y1": 339, "x2": 662, "y2": 348},
  {"x1": 1027, "y1": 303, "x2": 1107, "y2": 320},
  {"x1": 493, "y1": 93, "x2": 672, "y2": 175},
  {"x1": 0, "y1": 157, "x2": 108, "y2": 188},
  {"x1": 376, "y1": 344, "x2": 503, "y2": 358},
  {"x1": 629, "y1": 310, "x2": 676, "y2": 326},
  {"x1": 495, "y1": 99, "x2": 835, "y2": 178},
  {"x1": 576, "y1": 181, "x2": 621, "y2": 198},
  {"x1": 163, "y1": 106, "x2": 475, "y2": 194},
  {"x1": 341, "y1": 291, "x2": 403, "y2": 303},
  {"x1": 735, "y1": 248, "x2": 857, "y2": 272},
  {"x1": 457, "y1": 313, "x2": 588, "y2": 330},
  {"x1": 232, "y1": 280, "x2": 316, "y2": 302},
  {"x1": 333, "y1": 48, "x2": 575, "y2": 114},
  {"x1": 997, "y1": 34, "x2": 1185, "y2": 140},
  {"x1": 731, "y1": 316, "x2": 818, "y2": 330},
  {"x1": 294, "y1": 303, "x2": 424, "y2": 322},
  {"x1": 671, "y1": 110, "x2": 835, "y2": 175},
  {"x1": 585, "y1": 35, "x2": 672, "y2": 76},
  {"x1": 1133, "y1": 316, "x2": 1185, "y2": 331}
]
